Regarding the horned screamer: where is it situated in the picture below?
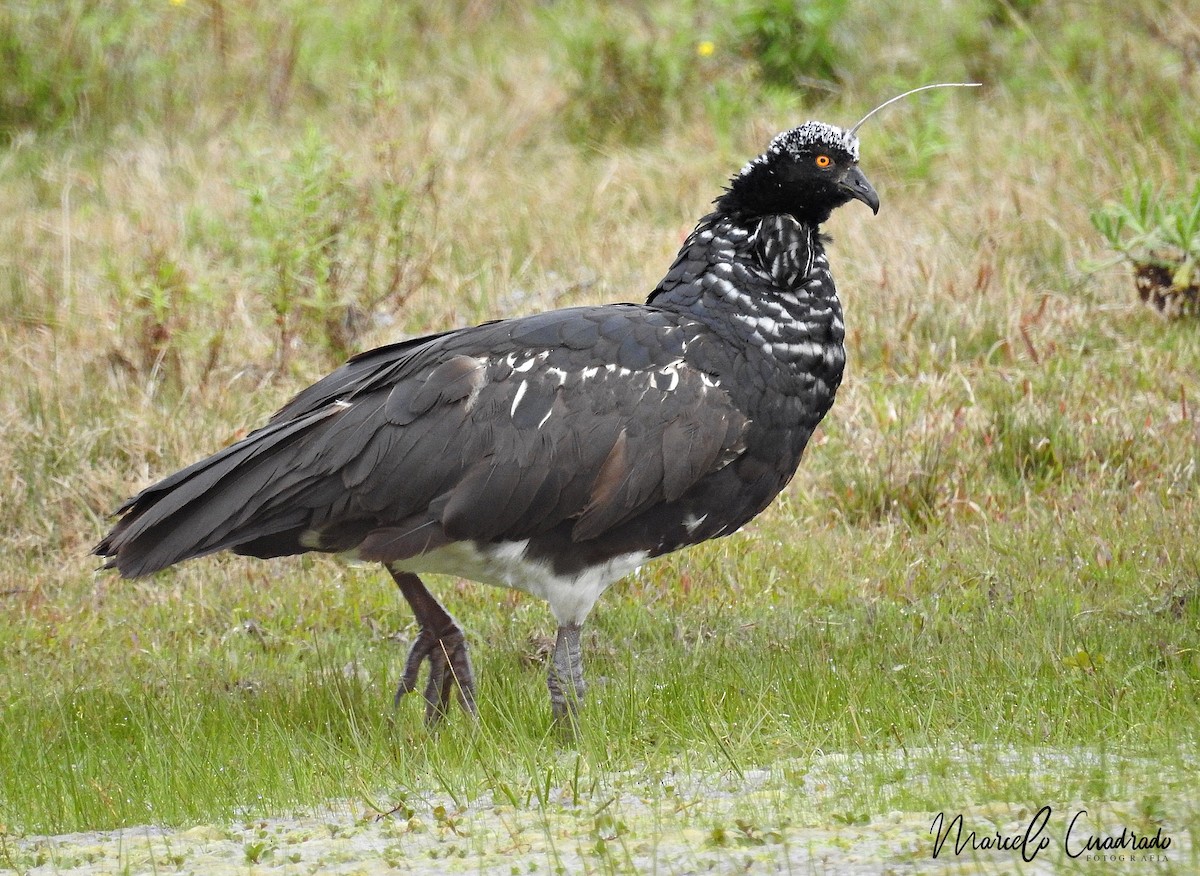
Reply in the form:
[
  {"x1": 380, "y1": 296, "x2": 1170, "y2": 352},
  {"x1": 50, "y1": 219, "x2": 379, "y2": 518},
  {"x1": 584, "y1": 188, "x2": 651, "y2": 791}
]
[{"x1": 97, "y1": 85, "x2": 977, "y2": 727}]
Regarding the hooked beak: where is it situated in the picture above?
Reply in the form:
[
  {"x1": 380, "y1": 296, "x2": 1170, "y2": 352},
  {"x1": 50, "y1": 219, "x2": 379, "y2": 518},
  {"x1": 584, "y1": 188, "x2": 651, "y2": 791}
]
[{"x1": 839, "y1": 165, "x2": 880, "y2": 214}]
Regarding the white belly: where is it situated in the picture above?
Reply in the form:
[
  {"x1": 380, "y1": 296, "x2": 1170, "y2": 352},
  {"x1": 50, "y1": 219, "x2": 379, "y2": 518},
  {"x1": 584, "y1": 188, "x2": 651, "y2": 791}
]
[{"x1": 388, "y1": 539, "x2": 647, "y2": 626}]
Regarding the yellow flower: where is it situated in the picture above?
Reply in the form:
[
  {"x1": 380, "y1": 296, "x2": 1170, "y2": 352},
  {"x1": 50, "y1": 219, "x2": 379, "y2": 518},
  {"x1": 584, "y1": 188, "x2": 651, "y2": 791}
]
[{"x1": 696, "y1": 40, "x2": 715, "y2": 58}]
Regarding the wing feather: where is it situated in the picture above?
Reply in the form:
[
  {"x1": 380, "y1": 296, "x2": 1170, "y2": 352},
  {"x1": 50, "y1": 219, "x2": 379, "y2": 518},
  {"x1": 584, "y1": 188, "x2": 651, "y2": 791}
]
[{"x1": 95, "y1": 306, "x2": 749, "y2": 576}]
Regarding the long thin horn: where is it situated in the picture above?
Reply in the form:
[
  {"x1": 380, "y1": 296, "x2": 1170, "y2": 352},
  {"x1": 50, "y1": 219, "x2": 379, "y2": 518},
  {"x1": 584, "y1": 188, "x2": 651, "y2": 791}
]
[{"x1": 847, "y1": 83, "x2": 981, "y2": 138}]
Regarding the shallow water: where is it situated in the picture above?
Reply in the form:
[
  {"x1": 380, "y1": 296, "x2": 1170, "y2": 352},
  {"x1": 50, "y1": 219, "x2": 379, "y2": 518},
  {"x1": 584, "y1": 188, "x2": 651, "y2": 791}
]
[{"x1": 8, "y1": 748, "x2": 1194, "y2": 874}]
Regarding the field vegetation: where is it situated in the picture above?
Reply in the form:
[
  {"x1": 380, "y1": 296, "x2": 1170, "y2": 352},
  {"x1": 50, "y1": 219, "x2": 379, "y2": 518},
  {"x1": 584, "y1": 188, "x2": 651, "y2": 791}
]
[{"x1": 1, "y1": 0, "x2": 1197, "y2": 870}]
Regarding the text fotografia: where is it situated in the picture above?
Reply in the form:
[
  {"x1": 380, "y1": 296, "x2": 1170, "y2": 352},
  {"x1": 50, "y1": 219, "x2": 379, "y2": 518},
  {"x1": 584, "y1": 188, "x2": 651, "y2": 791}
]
[{"x1": 929, "y1": 807, "x2": 1171, "y2": 863}]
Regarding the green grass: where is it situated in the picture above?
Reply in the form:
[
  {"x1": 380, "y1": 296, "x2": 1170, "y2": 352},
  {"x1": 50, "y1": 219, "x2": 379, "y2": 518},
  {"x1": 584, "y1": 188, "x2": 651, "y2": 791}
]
[
  {"x1": 3, "y1": 524, "x2": 1197, "y2": 817},
  {"x1": 3, "y1": 511, "x2": 1198, "y2": 842},
  {"x1": 2, "y1": 0, "x2": 1199, "y2": 868}
]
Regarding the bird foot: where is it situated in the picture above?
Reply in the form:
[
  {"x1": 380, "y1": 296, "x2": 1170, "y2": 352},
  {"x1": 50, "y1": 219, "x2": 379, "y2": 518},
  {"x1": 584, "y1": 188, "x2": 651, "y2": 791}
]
[
  {"x1": 388, "y1": 568, "x2": 477, "y2": 725},
  {"x1": 395, "y1": 624, "x2": 478, "y2": 725}
]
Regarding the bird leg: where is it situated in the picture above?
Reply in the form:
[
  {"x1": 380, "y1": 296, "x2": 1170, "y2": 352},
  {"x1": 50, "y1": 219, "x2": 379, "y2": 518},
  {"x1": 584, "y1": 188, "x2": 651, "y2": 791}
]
[
  {"x1": 387, "y1": 567, "x2": 477, "y2": 724},
  {"x1": 547, "y1": 623, "x2": 586, "y2": 728}
]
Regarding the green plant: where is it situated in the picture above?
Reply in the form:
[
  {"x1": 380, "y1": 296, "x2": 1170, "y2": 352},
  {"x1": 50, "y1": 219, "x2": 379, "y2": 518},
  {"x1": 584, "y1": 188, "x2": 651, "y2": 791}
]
[
  {"x1": 242, "y1": 129, "x2": 428, "y2": 371},
  {"x1": 0, "y1": 1, "x2": 228, "y2": 143},
  {"x1": 985, "y1": 399, "x2": 1083, "y2": 486},
  {"x1": 821, "y1": 413, "x2": 961, "y2": 529},
  {"x1": 554, "y1": 7, "x2": 692, "y2": 145},
  {"x1": 1092, "y1": 180, "x2": 1200, "y2": 318},
  {"x1": 0, "y1": 1, "x2": 428, "y2": 144},
  {"x1": 104, "y1": 244, "x2": 206, "y2": 389},
  {"x1": 984, "y1": 0, "x2": 1043, "y2": 26},
  {"x1": 2, "y1": 0, "x2": 1200, "y2": 864},
  {"x1": 727, "y1": 0, "x2": 848, "y2": 91},
  {"x1": 0, "y1": 2, "x2": 145, "y2": 139},
  {"x1": 549, "y1": 2, "x2": 767, "y2": 147}
]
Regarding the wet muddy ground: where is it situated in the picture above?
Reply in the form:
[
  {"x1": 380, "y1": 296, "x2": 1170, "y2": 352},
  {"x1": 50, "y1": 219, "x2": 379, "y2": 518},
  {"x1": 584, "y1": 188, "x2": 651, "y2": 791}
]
[{"x1": 7, "y1": 750, "x2": 1194, "y2": 874}]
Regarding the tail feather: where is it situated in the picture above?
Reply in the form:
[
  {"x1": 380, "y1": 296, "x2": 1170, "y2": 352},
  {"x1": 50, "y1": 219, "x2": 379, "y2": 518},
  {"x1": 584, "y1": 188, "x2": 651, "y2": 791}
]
[{"x1": 94, "y1": 406, "x2": 343, "y2": 578}]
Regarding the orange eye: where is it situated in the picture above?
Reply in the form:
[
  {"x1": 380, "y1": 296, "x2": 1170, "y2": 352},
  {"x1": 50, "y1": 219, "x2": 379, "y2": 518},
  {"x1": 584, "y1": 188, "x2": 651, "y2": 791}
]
[{"x1": 815, "y1": 154, "x2": 832, "y2": 168}]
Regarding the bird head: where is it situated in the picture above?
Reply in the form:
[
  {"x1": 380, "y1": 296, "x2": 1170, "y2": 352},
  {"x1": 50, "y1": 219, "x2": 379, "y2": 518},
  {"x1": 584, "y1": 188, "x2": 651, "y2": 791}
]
[
  {"x1": 718, "y1": 121, "x2": 879, "y2": 225},
  {"x1": 717, "y1": 83, "x2": 981, "y2": 226}
]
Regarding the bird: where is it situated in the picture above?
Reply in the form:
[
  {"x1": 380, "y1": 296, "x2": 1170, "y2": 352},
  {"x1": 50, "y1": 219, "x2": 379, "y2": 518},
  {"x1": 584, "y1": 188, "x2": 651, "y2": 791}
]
[{"x1": 94, "y1": 118, "x2": 879, "y2": 727}]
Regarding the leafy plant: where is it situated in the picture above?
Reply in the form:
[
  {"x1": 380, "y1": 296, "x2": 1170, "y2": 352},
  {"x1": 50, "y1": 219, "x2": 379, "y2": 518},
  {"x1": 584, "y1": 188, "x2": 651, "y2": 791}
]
[
  {"x1": 0, "y1": 2, "x2": 152, "y2": 139},
  {"x1": 243, "y1": 838, "x2": 275, "y2": 864},
  {"x1": 0, "y1": 1, "x2": 424, "y2": 144},
  {"x1": 103, "y1": 242, "x2": 230, "y2": 393},
  {"x1": 242, "y1": 129, "x2": 430, "y2": 372},
  {"x1": 1092, "y1": 180, "x2": 1200, "y2": 318},
  {"x1": 554, "y1": 7, "x2": 690, "y2": 145},
  {"x1": 727, "y1": 0, "x2": 848, "y2": 92}
]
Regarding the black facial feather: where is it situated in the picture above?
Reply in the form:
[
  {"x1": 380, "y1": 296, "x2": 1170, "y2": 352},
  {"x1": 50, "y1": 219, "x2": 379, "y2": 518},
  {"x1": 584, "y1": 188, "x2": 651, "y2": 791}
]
[{"x1": 718, "y1": 121, "x2": 878, "y2": 224}]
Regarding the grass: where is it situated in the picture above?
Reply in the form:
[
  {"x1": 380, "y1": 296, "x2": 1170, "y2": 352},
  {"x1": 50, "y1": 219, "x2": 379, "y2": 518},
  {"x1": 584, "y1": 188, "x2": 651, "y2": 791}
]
[{"x1": 1, "y1": 0, "x2": 1199, "y2": 869}]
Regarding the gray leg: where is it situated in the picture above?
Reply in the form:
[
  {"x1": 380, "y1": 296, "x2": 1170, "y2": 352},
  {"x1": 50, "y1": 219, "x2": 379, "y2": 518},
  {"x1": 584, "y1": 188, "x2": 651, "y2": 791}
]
[
  {"x1": 387, "y1": 566, "x2": 477, "y2": 724},
  {"x1": 547, "y1": 623, "x2": 586, "y2": 727}
]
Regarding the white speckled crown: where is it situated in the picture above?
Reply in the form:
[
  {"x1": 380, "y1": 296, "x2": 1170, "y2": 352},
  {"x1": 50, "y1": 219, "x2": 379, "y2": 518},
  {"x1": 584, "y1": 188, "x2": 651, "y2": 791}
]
[
  {"x1": 770, "y1": 121, "x2": 860, "y2": 161},
  {"x1": 737, "y1": 121, "x2": 859, "y2": 178}
]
